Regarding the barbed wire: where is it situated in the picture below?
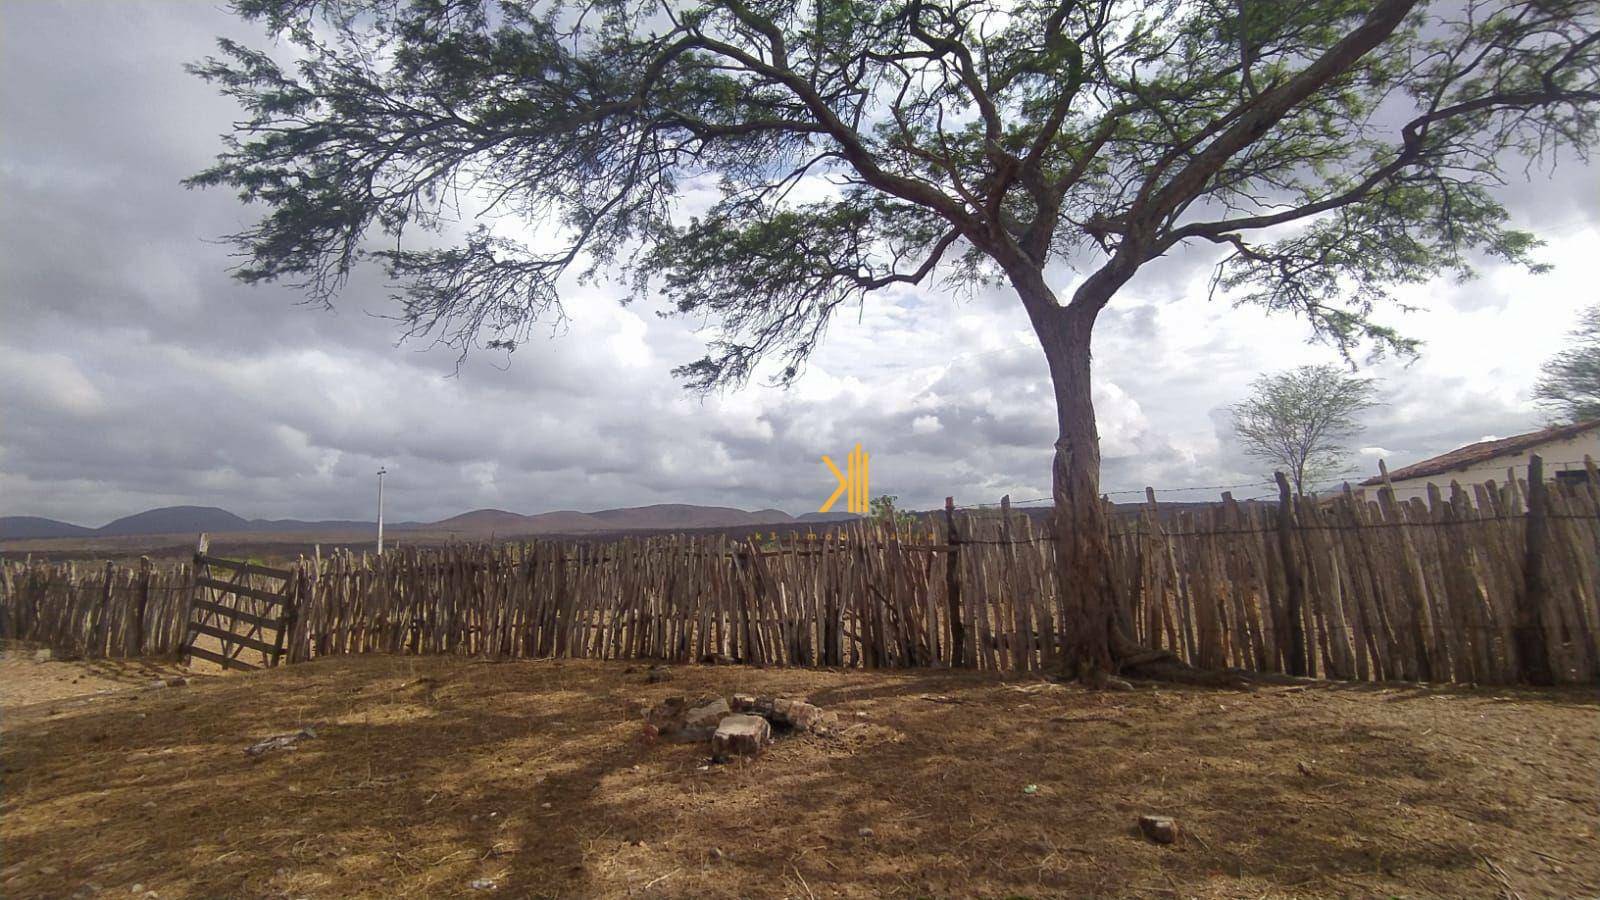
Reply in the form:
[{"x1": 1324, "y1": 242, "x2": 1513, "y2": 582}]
[
  {"x1": 947, "y1": 458, "x2": 1596, "y2": 512},
  {"x1": 953, "y1": 479, "x2": 1282, "y2": 510},
  {"x1": 969, "y1": 510, "x2": 1596, "y2": 541}
]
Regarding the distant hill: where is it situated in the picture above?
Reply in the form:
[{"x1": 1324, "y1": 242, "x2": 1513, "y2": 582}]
[
  {"x1": 97, "y1": 506, "x2": 252, "y2": 536},
  {"x1": 522, "y1": 510, "x2": 610, "y2": 532},
  {"x1": 430, "y1": 505, "x2": 799, "y2": 535},
  {"x1": 587, "y1": 504, "x2": 794, "y2": 531},
  {"x1": 431, "y1": 508, "x2": 542, "y2": 532},
  {"x1": 1, "y1": 507, "x2": 386, "y2": 541},
  {"x1": 427, "y1": 508, "x2": 612, "y2": 534},
  {"x1": 251, "y1": 517, "x2": 381, "y2": 533},
  {"x1": 796, "y1": 511, "x2": 864, "y2": 523},
  {"x1": 0, "y1": 516, "x2": 95, "y2": 540},
  {"x1": 1, "y1": 502, "x2": 863, "y2": 542}
]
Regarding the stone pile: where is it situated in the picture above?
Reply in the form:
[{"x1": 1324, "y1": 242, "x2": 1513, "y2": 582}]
[
  {"x1": 639, "y1": 692, "x2": 834, "y2": 762},
  {"x1": 730, "y1": 694, "x2": 829, "y2": 732},
  {"x1": 640, "y1": 697, "x2": 722, "y2": 743}
]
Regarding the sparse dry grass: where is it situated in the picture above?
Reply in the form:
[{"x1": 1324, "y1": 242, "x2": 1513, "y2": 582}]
[{"x1": 1, "y1": 650, "x2": 1596, "y2": 899}]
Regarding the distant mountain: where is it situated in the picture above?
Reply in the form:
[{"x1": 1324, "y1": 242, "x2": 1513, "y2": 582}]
[
  {"x1": 522, "y1": 510, "x2": 610, "y2": 532},
  {"x1": 429, "y1": 505, "x2": 798, "y2": 534},
  {"x1": 0, "y1": 510, "x2": 409, "y2": 542},
  {"x1": 2, "y1": 502, "x2": 846, "y2": 542},
  {"x1": 431, "y1": 508, "x2": 534, "y2": 530},
  {"x1": 587, "y1": 504, "x2": 794, "y2": 531},
  {"x1": 250, "y1": 517, "x2": 379, "y2": 533},
  {"x1": 0, "y1": 516, "x2": 95, "y2": 540},
  {"x1": 429, "y1": 508, "x2": 566, "y2": 534},
  {"x1": 796, "y1": 511, "x2": 865, "y2": 523},
  {"x1": 97, "y1": 506, "x2": 252, "y2": 536}
]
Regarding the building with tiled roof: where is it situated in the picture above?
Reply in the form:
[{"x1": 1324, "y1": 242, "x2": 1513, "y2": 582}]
[{"x1": 1358, "y1": 420, "x2": 1599, "y2": 503}]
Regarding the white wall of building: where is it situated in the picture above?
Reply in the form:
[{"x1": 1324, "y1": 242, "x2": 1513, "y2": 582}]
[{"x1": 1375, "y1": 429, "x2": 1600, "y2": 504}]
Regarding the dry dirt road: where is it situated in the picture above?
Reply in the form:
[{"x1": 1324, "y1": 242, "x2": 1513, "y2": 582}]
[{"x1": 1, "y1": 650, "x2": 1595, "y2": 898}]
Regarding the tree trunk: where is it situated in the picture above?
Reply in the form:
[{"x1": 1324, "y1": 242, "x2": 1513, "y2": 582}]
[
  {"x1": 1021, "y1": 275, "x2": 1231, "y2": 686},
  {"x1": 1013, "y1": 269, "x2": 1237, "y2": 686},
  {"x1": 1012, "y1": 266, "x2": 1121, "y2": 681},
  {"x1": 1042, "y1": 313, "x2": 1118, "y2": 679}
]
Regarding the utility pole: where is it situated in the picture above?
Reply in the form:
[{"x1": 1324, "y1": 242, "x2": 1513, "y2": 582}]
[{"x1": 376, "y1": 466, "x2": 388, "y2": 555}]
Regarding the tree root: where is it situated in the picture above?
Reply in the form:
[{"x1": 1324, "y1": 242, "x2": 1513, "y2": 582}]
[
  {"x1": 1101, "y1": 631, "x2": 1251, "y2": 689},
  {"x1": 1072, "y1": 663, "x2": 1135, "y2": 692},
  {"x1": 1050, "y1": 629, "x2": 1259, "y2": 689},
  {"x1": 1120, "y1": 658, "x2": 1251, "y2": 688}
]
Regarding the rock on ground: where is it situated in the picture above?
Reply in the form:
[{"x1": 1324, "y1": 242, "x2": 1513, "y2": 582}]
[
  {"x1": 1138, "y1": 815, "x2": 1179, "y2": 844},
  {"x1": 732, "y1": 694, "x2": 832, "y2": 733},
  {"x1": 685, "y1": 697, "x2": 730, "y2": 728},
  {"x1": 642, "y1": 696, "x2": 727, "y2": 743},
  {"x1": 244, "y1": 727, "x2": 318, "y2": 758},
  {"x1": 712, "y1": 714, "x2": 771, "y2": 761}
]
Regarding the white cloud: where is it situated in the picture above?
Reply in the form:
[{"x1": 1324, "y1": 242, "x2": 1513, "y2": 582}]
[
  {"x1": 0, "y1": 351, "x2": 106, "y2": 417},
  {"x1": 2, "y1": 1, "x2": 1597, "y2": 526}
]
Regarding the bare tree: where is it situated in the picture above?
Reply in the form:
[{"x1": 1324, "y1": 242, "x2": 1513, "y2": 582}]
[
  {"x1": 1534, "y1": 305, "x2": 1600, "y2": 424},
  {"x1": 189, "y1": 0, "x2": 1600, "y2": 681},
  {"x1": 1231, "y1": 366, "x2": 1377, "y2": 495}
]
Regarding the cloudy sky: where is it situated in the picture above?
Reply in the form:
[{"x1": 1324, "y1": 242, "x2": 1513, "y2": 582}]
[{"x1": 3, "y1": 1, "x2": 1597, "y2": 527}]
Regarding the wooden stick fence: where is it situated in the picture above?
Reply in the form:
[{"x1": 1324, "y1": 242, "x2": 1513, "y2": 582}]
[
  {"x1": 4, "y1": 462, "x2": 1596, "y2": 684},
  {"x1": 0, "y1": 557, "x2": 193, "y2": 659}
]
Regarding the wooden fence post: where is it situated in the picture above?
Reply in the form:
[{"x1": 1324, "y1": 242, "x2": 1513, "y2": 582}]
[
  {"x1": 1274, "y1": 472, "x2": 1308, "y2": 676},
  {"x1": 1516, "y1": 454, "x2": 1555, "y2": 685},
  {"x1": 943, "y1": 497, "x2": 965, "y2": 667},
  {"x1": 1000, "y1": 494, "x2": 1032, "y2": 671},
  {"x1": 1378, "y1": 459, "x2": 1439, "y2": 681},
  {"x1": 133, "y1": 556, "x2": 151, "y2": 656},
  {"x1": 178, "y1": 533, "x2": 208, "y2": 662}
]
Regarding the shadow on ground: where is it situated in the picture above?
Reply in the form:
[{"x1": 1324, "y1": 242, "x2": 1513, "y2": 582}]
[{"x1": 1, "y1": 656, "x2": 1595, "y2": 899}]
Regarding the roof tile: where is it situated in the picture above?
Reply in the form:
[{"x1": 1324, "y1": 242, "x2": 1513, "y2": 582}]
[{"x1": 1361, "y1": 419, "x2": 1600, "y2": 486}]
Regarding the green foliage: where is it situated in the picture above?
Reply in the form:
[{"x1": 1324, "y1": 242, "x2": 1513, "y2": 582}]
[
  {"x1": 188, "y1": 0, "x2": 1600, "y2": 383},
  {"x1": 1534, "y1": 305, "x2": 1600, "y2": 424},
  {"x1": 869, "y1": 494, "x2": 916, "y2": 534},
  {"x1": 1231, "y1": 365, "x2": 1379, "y2": 494}
]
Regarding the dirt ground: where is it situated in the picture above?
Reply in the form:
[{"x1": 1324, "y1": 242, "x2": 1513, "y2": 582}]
[{"x1": 1, "y1": 648, "x2": 1595, "y2": 899}]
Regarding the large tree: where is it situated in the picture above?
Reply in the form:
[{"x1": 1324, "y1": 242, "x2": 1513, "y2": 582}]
[
  {"x1": 1534, "y1": 304, "x2": 1600, "y2": 423},
  {"x1": 190, "y1": 0, "x2": 1600, "y2": 681},
  {"x1": 1231, "y1": 364, "x2": 1377, "y2": 495}
]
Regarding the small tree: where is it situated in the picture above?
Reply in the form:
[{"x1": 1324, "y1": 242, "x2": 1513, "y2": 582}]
[
  {"x1": 1533, "y1": 305, "x2": 1600, "y2": 424},
  {"x1": 1231, "y1": 365, "x2": 1376, "y2": 495},
  {"x1": 189, "y1": 0, "x2": 1600, "y2": 681},
  {"x1": 869, "y1": 494, "x2": 917, "y2": 535}
]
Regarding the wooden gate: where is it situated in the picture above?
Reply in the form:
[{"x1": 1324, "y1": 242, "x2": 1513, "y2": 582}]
[{"x1": 179, "y1": 535, "x2": 300, "y2": 671}]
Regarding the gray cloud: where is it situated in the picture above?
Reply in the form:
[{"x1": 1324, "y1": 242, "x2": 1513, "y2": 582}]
[{"x1": 3, "y1": 1, "x2": 1597, "y2": 527}]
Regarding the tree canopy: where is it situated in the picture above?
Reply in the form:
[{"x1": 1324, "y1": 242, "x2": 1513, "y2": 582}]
[
  {"x1": 191, "y1": 0, "x2": 1600, "y2": 678},
  {"x1": 1231, "y1": 364, "x2": 1377, "y2": 495},
  {"x1": 190, "y1": 0, "x2": 1600, "y2": 386},
  {"x1": 1534, "y1": 304, "x2": 1600, "y2": 423}
]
